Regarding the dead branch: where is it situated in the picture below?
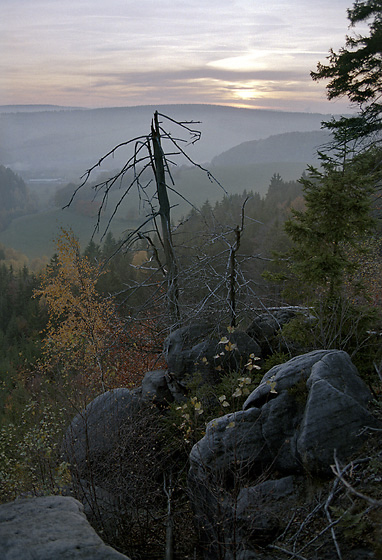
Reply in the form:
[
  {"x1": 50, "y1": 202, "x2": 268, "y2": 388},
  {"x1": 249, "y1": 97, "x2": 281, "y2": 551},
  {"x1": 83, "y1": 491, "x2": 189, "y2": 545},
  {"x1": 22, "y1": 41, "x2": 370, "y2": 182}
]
[
  {"x1": 324, "y1": 475, "x2": 343, "y2": 560},
  {"x1": 267, "y1": 544, "x2": 309, "y2": 560},
  {"x1": 331, "y1": 451, "x2": 382, "y2": 508}
]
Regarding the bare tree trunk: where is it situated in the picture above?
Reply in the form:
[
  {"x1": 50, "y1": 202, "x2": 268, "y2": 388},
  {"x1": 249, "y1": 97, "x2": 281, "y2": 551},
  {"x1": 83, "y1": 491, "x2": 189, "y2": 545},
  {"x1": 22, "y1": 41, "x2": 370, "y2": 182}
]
[
  {"x1": 228, "y1": 198, "x2": 248, "y2": 327},
  {"x1": 229, "y1": 226, "x2": 241, "y2": 328},
  {"x1": 151, "y1": 111, "x2": 180, "y2": 325},
  {"x1": 164, "y1": 472, "x2": 174, "y2": 560}
]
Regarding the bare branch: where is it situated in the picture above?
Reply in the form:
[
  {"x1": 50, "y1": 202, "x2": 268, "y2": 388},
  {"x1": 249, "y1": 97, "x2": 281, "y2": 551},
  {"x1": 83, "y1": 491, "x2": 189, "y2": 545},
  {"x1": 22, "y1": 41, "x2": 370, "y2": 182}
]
[
  {"x1": 267, "y1": 544, "x2": 309, "y2": 560},
  {"x1": 331, "y1": 451, "x2": 382, "y2": 508}
]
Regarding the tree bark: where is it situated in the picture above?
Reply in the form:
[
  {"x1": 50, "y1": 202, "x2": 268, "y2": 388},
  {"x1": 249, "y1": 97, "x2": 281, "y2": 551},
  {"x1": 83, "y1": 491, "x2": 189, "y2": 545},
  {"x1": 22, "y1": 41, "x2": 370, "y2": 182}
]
[{"x1": 151, "y1": 111, "x2": 180, "y2": 324}]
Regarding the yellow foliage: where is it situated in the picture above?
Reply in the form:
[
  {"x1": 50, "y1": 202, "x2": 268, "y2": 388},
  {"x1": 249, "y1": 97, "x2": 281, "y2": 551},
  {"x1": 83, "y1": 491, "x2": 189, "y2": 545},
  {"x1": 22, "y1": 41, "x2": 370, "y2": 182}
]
[
  {"x1": 34, "y1": 229, "x2": 121, "y2": 392},
  {"x1": 131, "y1": 250, "x2": 148, "y2": 267}
]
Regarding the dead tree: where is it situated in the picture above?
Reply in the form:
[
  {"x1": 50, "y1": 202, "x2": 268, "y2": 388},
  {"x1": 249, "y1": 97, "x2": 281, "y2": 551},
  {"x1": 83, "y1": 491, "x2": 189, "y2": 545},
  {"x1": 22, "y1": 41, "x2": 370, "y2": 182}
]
[
  {"x1": 149, "y1": 112, "x2": 180, "y2": 323},
  {"x1": 66, "y1": 111, "x2": 224, "y2": 327}
]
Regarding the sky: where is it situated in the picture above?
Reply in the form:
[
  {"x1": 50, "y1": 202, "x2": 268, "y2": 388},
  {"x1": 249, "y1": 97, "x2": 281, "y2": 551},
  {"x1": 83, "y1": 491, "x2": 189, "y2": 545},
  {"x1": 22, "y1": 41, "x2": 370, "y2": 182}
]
[{"x1": 1, "y1": 0, "x2": 359, "y2": 113}]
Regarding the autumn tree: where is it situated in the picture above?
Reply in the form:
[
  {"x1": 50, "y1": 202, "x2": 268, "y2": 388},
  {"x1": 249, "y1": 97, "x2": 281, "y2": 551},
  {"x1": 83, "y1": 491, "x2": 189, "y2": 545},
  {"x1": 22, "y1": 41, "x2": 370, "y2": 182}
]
[
  {"x1": 35, "y1": 230, "x2": 115, "y2": 391},
  {"x1": 35, "y1": 229, "x2": 163, "y2": 396}
]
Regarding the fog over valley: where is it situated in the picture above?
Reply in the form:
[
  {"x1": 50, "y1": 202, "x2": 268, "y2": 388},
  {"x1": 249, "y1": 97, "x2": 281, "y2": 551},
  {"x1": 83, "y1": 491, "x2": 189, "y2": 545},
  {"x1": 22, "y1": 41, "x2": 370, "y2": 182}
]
[
  {"x1": 1, "y1": 104, "x2": 332, "y2": 175},
  {"x1": 0, "y1": 104, "x2": 334, "y2": 260}
]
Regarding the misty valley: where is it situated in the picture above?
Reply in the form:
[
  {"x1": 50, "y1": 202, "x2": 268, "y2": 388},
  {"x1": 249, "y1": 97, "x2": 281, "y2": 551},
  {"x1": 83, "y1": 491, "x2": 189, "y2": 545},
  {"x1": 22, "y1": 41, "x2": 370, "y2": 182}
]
[{"x1": 0, "y1": 104, "x2": 329, "y2": 262}]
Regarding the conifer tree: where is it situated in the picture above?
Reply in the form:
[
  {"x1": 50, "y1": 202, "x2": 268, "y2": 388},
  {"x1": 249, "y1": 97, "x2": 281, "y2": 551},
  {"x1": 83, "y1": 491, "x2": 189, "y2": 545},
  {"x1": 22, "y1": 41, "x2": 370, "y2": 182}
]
[
  {"x1": 311, "y1": 0, "x2": 382, "y2": 153},
  {"x1": 285, "y1": 0, "x2": 382, "y2": 299},
  {"x1": 284, "y1": 154, "x2": 376, "y2": 298}
]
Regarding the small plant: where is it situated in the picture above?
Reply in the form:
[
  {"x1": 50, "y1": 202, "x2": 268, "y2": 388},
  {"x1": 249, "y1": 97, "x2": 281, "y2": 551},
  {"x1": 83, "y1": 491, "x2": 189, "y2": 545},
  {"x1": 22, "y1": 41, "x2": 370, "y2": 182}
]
[
  {"x1": 168, "y1": 350, "x2": 261, "y2": 449},
  {"x1": 0, "y1": 399, "x2": 70, "y2": 503},
  {"x1": 263, "y1": 351, "x2": 290, "y2": 373},
  {"x1": 287, "y1": 375, "x2": 308, "y2": 407},
  {"x1": 280, "y1": 300, "x2": 382, "y2": 384}
]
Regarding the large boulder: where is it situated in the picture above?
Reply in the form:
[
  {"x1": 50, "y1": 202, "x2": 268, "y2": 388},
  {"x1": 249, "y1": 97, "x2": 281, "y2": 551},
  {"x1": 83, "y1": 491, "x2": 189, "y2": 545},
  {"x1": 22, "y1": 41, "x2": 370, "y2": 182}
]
[
  {"x1": 246, "y1": 307, "x2": 298, "y2": 356},
  {"x1": 243, "y1": 349, "x2": 375, "y2": 472},
  {"x1": 235, "y1": 476, "x2": 303, "y2": 546},
  {"x1": 165, "y1": 323, "x2": 261, "y2": 384},
  {"x1": 62, "y1": 386, "x2": 169, "y2": 552},
  {"x1": 189, "y1": 349, "x2": 379, "y2": 558},
  {"x1": 141, "y1": 369, "x2": 174, "y2": 404},
  {"x1": 62, "y1": 388, "x2": 142, "y2": 478},
  {"x1": 164, "y1": 322, "x2": 214, "y2": 377},
  {"x1": 0, "y1": 495, "x2": 130, "y2": 559}
]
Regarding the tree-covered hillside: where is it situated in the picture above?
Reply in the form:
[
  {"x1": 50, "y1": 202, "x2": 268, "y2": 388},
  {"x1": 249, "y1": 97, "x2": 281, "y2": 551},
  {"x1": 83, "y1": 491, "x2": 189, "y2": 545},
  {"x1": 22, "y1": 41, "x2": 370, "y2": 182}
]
[
  {"x1": 0, "y1": 166, "x2": 36, "y2": 231},
  {"x1": 212, "y1": 129, "x2": 332, "y2": 166}
]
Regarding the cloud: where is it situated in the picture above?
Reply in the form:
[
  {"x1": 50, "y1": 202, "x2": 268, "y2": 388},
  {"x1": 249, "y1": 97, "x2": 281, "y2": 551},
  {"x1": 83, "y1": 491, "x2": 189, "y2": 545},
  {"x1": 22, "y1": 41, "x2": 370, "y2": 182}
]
[{"x1": 1, "y1": 0, "x2": 353, "y2": 111}]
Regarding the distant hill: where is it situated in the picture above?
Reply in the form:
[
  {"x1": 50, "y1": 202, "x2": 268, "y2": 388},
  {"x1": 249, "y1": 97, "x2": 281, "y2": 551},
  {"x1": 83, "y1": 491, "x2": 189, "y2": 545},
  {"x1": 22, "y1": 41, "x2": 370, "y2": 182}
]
[
  {"x1": 0, "y1": 104, "x2": 337, "y2": 176},
  {"x1": 212, "y1": 130, "x2": 332, "y2": 166},
  {"x1": 0, "y1": 105, "x2": 83, "y2": 113}
]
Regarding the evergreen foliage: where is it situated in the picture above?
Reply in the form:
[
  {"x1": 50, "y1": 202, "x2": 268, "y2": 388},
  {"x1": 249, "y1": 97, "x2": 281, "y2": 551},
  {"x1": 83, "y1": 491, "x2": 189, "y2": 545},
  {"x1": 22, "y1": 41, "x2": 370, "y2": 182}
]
[
  {"x1": 284, "y1": 154, "x2": 377, "y2": 297},
  {"x1": 0, "y1": 264, "x2": 46, "y2": 423},
  {"x1": 277, "y1": 0, "x2": 382, "y2": 378},
  {"x1": 312, "y1": 0, "x2": 382, "y2": 153},
  {"x1": 282, "y1": 0, "x2": 382, "y2": 304}
]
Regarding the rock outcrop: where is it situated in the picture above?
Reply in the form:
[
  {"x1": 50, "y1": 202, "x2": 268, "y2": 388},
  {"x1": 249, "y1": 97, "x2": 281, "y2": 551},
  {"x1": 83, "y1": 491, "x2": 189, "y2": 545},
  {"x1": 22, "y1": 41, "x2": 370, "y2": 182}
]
[
  {"x1": 188, "y1": 349, "x2": 379, "y2": 559},
  {"x1": 165, "y1": 322, "x2": 261, "y2": 384},
  {"x1": 0, "y1": 495, "x2": 130, "y2": 559},
  {"x1": 245, "y1": 307, "x2": 298, "y2": 356},
  {"x1": 62, "y1": 387, "x2": 143, "y2": 479},
  {"x1": 60, "y1": 320, "x2": 379, "y2": 560},
  {"x1": 62, "y1": 384, "x2": 170, "y2": 553}
]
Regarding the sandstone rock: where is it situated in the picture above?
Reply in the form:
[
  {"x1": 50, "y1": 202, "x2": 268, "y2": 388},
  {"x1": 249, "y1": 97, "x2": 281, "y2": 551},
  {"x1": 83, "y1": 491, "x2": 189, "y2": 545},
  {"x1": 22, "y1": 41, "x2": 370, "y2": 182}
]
[
  {"x1": 235, "y1": 476, "x2": 301, "y2": 545},
  {"x1": 165, "y1": 323, "x2": 261, "y2": 383},
  {"x1": 189, "y1": 350, "x2": 379, "y2": 557},
  {"x1": 164, "y1": 322, "x2": 213, "y2": 376},
  {"x1": 62, "y1": 388, "x2": 142, "y2": 478},
  {"x1": 218, "y1": 331, "x2": 262, "y2": 372},
  {"x1": 297, "y1": 377, "x2": 375, "y2": 471},
  {"x1": 0, "y1": 495, "x2": 130, "y2": 559},
  {"x1": 62, "y1": 386, "x2": 168, "y2": 549},
  {"x1": 190, "y1": 407, "x2": 267, "y2": 480},
  {"x1": 141, "y1": 369, "x2": 173, "y2": 404},
  {"x1": 243, "y1": 349, "x2": 331, "y2": 409},
  {"x1": 192, "y1": 350, "x2": 375, "y2": 483},
  {"x1": 243, "y1": 349, "x2": 376, "y2": 472},
  {"x1": 246, "y1": 308, "x2": 298, "y2": 356}
]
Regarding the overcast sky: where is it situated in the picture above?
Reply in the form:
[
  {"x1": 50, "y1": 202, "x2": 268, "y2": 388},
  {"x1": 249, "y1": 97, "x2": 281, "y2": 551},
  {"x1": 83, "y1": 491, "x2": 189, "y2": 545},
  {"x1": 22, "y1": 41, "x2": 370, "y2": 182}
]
[{"x1": 2, "y1": 0, "x2": 358, "y2": 113}]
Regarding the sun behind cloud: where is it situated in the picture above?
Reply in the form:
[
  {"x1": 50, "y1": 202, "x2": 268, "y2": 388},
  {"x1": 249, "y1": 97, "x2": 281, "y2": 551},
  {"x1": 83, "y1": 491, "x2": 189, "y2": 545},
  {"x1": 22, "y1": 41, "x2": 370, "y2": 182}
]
[{"x1": 207, "y1": 52, "x2": 269, "y2": 73}]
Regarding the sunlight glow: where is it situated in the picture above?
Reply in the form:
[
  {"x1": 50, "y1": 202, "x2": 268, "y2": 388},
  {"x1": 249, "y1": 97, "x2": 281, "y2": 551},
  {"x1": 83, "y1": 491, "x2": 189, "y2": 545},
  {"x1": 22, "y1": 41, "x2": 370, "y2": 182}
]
[
  {"x1": 234, "y1": 88, "x2": 264, "y2": 101},
  {"x1": 208, "y1": 52, "x2": 269, "y2": 72}
]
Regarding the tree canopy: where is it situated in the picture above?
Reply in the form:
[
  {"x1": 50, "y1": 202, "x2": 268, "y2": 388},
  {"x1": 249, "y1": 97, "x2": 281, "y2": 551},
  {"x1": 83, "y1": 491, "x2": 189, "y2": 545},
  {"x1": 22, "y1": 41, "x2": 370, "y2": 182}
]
[
  {"x1": 312, "y1": 0, "x2": 382, "y2": 149},
  {"x1": 0, "y1": 166, "x2": 36, "y2": 231},
  {"x1": 281, "y1": 0, "x2": 382, "y2": 309},
  {"x1": 284, "y1": 155, "x2": 377, "y2": 297}
]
